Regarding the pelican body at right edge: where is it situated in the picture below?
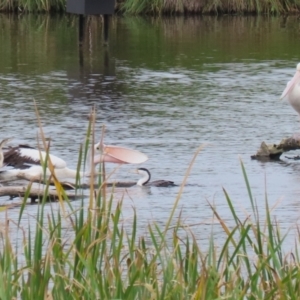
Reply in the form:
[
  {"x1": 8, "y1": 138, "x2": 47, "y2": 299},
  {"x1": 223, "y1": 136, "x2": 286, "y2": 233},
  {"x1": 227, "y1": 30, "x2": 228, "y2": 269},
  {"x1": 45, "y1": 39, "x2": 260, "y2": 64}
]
[{"x1": 280, "y1": 63, "x2": 300, "y2": 116}]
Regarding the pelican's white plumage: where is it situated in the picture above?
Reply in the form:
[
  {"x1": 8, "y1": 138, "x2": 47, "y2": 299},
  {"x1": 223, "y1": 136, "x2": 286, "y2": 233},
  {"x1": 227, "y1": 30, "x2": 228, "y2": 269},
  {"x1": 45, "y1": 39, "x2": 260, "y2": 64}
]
[
  {"x1": 280, "y1": 63, "x2": 300, "y2": 115},
  {"x1": 0, "y1": 141, "x2": 148, "y2": 182},
  {"x1": 16, "y1": 147, "x2": 66, "y2": 168}
]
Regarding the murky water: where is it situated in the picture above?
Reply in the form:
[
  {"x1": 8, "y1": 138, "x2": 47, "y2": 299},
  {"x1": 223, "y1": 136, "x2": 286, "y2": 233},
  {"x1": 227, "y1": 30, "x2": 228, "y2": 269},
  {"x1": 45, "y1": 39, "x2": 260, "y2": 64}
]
[{"x1": 1, "y1": 14, "x2": 300, "y2": 250}]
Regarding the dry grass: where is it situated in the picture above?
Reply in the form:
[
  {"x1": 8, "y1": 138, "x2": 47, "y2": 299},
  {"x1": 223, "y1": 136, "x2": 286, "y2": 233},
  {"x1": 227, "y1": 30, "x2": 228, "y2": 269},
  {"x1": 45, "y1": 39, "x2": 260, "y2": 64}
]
[
  {"x1": 1, "y1": 150, "x2": 300, "y2": 298},
  {"x1": 0, "y1": 109, "x2": 300, "y2": 298},
  {"x1": 0, "y1": 0, "x2": 65, "y2": 12},
  {"x1": 160, "y1": 0, "x2": 297, "y2": 14}
]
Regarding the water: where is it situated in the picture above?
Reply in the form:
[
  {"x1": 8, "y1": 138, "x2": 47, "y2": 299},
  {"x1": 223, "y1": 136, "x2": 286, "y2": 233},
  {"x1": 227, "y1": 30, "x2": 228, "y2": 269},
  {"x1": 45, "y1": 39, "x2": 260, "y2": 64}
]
[{"x1": 1, "y1": 14, "x2": 300, "y2": 250}]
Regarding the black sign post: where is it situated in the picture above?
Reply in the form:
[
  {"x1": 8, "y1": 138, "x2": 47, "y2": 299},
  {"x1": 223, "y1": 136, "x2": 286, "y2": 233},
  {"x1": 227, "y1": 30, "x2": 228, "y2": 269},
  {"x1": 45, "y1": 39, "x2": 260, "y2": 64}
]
[
  {"x1": 66, "y1": 0, "x2": 115, "y2": 15},
  {"x1": 66, "y1": 0, "x2": 115, "y2": 43}
]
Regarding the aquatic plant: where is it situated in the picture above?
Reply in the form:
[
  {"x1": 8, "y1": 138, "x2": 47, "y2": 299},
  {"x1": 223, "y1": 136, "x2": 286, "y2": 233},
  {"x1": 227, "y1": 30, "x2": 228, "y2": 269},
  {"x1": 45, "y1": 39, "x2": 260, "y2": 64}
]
[{"x1": 0, "y1": 113, "x2": 300, "y2": 298}]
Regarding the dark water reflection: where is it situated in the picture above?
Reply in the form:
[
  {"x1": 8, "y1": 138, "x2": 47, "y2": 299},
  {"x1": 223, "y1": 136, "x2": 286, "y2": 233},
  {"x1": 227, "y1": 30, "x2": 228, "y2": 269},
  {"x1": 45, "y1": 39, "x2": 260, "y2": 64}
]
[{"x1": 1, "y1": 14, "x2": 300, "y2": 250}]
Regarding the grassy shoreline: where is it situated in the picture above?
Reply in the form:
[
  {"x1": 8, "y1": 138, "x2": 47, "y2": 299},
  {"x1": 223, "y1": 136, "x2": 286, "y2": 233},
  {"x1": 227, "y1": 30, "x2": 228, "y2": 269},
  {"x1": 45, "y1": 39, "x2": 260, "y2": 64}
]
[{"x1": 0, "y1": 0, "x2": 300, "y2": 14}]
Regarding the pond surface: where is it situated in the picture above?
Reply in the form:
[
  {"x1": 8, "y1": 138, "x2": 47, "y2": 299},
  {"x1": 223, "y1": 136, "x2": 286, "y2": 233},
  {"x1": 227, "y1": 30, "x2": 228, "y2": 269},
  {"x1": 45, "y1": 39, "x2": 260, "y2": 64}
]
[{"x1": 1, "y1": 14, "x2": 300, "y2": 249}]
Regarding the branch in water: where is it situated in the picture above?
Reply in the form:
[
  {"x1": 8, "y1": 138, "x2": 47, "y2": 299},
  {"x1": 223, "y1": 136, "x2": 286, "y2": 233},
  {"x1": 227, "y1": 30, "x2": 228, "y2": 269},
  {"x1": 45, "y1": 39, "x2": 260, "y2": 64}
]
[
  {"x1": 251, "y1": 137, "x2": 300, "y2": 160},
  {"x1": 0, "y1": 185, "x2": 77, "y2": 204}
]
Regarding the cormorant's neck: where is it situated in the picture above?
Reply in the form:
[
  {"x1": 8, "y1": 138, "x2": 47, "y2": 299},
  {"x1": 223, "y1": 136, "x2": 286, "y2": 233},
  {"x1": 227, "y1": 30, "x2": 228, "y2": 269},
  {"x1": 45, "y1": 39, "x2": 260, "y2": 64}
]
[{"x1": 137, "y1": 169, "x2": 151, "y2": 186}]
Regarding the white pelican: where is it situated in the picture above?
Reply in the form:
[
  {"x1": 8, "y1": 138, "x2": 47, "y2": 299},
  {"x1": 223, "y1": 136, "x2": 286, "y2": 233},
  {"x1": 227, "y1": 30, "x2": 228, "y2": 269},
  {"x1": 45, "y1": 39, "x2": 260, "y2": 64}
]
[
  {"x1": 135, "y1": 168, "x2": 176, "y2": 187},
  {"x1": 0, "y1": 138, "x2": 13, "y2": 169},
  {"x1": 0, "y1": 141, "x2": 148, "y2": 182},
  {"x1": 280, "y1": 63, "x2": 300, "y2": 115}
]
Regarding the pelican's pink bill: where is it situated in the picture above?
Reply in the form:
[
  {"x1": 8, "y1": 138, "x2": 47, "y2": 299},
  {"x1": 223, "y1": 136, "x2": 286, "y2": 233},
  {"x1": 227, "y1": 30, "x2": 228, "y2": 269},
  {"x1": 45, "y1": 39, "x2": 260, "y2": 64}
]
[
  {"x1": 95, "y1": 144, "x2": 148, "y2": 164},
  {"x1": 280, "y1": 63, "x2": 300, "y2": 100}
]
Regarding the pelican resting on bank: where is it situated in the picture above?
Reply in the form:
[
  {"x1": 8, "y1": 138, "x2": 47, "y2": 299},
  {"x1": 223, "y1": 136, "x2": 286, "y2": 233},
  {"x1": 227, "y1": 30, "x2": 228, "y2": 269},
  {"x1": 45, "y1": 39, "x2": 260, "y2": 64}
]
[
  {"x1": 135, "y1": 168, "x2": 176, "y2": 187},
  {"x1": 0, "y1": 139, "x2": 148, "y2": 182},
  {"x1": 280, "y1": 63, "x2": 300, "y2": 115}
]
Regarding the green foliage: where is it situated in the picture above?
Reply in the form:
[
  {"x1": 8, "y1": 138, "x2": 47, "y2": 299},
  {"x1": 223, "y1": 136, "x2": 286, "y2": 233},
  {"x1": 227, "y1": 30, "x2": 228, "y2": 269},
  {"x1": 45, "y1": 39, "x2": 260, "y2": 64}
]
[
  {"x1": 0, "y1": 0, "x2": 65, "y2": 12},
  {"x1": 120, "y1": 0, "x2": 164, "y2": 15},
  {"x1": 0, "y1": 116, "x2": 300, "y2": 298},
  {"x1": 0, "y1": 0, "x2": 300, "y2": 14},
  {"x1": 119, "y1": 0, "x2": 300, "y2": 14}
]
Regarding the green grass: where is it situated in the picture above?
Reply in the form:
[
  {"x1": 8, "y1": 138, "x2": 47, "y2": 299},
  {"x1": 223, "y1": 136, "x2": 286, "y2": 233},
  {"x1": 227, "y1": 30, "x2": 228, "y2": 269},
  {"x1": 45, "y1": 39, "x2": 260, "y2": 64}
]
[
  {"x1": 0, "y1": 115, "x2": 300, "y2": 298},
  {"x1": 0, "y1": 0, "x2": 65, "y2": 12},
  {"x1": 0, "y1": 164, "x2": 299, "y2": 299},
  {"x1": 0, "y1": 0, "x2": 300, "y2": 14},
  {"x1": 119, "y1": 0, "x2": 300, "y2": 14}
]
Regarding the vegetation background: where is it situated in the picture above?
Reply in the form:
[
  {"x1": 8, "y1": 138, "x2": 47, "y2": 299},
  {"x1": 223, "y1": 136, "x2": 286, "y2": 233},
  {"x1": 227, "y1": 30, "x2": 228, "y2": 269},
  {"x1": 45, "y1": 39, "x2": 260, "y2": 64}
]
[{"x1": 0, "y1": 0, "x2": 299, "y2": 15}]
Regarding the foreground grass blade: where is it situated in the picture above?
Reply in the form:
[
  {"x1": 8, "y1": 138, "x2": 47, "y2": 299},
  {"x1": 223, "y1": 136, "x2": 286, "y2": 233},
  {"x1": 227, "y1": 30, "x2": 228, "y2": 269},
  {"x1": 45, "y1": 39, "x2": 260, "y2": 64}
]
[{"x1": 1, "y1": 108, "x2": 300, "y2": 299}]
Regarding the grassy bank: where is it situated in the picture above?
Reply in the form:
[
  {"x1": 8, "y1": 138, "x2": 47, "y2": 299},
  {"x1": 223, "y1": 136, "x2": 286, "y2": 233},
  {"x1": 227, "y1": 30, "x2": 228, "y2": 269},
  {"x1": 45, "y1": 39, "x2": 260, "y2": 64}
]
[
  {"x1": 1, "y1": 134, "x2": 300, "y2": 299},
  {"x1": 120, "y1": 0, "x2": 300, "y2": 15},
  {"x1": 0, "y1": 0, "x2": 300, "y2": 14},
  {"x1": 0, "y1": 0, "x2": 65, "y2": 13}
]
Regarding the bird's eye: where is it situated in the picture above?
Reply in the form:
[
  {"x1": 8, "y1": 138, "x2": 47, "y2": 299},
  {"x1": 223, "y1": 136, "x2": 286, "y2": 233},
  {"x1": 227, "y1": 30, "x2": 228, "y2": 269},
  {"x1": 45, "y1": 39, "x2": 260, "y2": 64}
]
[{"x1": 96, "y1": 147, "x2": 99, "y2": 150}]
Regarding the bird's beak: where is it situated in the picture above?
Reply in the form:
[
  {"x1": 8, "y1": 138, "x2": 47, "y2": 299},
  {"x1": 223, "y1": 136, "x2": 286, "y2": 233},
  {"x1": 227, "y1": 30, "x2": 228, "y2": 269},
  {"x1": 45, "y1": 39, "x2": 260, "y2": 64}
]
[
  {"x1": 95, "y1": 144, "x2": 148, "y2": 165},
  {"x1": 280, "y1": 67, "x2": 300, "y2": 100}
]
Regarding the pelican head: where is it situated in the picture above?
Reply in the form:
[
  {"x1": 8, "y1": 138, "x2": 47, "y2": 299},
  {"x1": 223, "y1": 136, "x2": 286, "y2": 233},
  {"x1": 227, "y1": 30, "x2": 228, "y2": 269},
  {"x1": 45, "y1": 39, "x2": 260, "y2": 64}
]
[
  {"x1": 93, "y1": 143, "x2": 148, "y2": 165},
  {"x1": 0, "y1": 138, "x2": 13, "y2": 168}
]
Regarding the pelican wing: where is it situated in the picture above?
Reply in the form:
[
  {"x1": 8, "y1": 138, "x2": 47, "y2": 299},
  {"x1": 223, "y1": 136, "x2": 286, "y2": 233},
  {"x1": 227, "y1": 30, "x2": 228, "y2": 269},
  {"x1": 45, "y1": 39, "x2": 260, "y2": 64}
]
[
  {"x1": 96, "y1": 145, "x2": 148, "y2": 164},
  {"x1": 4, "y1": 147, "x2": 67, "y2": 169}
]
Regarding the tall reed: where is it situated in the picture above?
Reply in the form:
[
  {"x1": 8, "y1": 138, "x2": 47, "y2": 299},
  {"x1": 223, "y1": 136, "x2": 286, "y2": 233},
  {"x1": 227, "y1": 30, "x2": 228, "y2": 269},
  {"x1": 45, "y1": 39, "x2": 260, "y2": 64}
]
[
  {"x1": 0, "y1": 0, "x2": 65, "y2": 12},
  {"x1": 119, "y1": 0, "x2": 300, "y2": 15},
  {"x1": 0, "y1": 114, "x2": 300, "y2": 298}
]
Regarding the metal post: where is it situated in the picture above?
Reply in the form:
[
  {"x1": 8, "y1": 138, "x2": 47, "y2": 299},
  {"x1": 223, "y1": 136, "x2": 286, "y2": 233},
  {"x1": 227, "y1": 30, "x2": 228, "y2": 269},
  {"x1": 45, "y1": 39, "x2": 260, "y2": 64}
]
[
  {"x1": 103, "y1": 14, "x2": 109, "y2": 44},
  {"x1": 79, "y1": 14, "x2": 85, "y2": 45}
]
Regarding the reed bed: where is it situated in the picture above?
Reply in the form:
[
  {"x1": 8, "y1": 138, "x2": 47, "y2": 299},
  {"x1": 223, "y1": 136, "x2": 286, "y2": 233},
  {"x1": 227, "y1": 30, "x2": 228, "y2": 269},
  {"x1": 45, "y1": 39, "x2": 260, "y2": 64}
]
[
  {"x1": 0, "y1": 119, "x2": 300, "y2": 299},
  {"x1": 120, "y1": 0, "x2": 300, "y2": 15},
  {"x1": 0, "y1": 109, "x2": 298, "y2": 298},
  {"x1": 1, "y1": 0, "x2": 300, "y2": 14},
  {"x1": 0, "y1": 0, "x2": 65, "y2": 12}
]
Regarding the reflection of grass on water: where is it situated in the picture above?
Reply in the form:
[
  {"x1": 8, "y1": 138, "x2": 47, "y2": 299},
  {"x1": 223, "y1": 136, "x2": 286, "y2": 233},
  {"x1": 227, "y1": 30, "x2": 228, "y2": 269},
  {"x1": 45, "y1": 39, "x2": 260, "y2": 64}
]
[{"x1": 1, "y1": 115, "x2": 300, "y2": 299}]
